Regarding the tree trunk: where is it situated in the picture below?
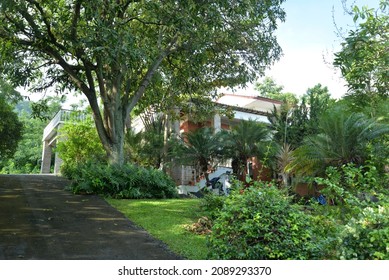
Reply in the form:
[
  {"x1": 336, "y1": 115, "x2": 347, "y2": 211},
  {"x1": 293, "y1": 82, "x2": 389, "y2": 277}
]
[
  {"x1": 281, "y1": 172, "x2": 289, "y2": 188},
  {"x1": 86, "y1": 87, "x2": 126, "y2": 167},
  {"x1": 105, "y1": 100, "x2": 126, "y2": 166},
  {"x1": 81, "y1": 43, "x2": 172, "y2": 167},
  {"x1": 107, "y1": 127, "x2": 125, "y2": 166},
  {"x1": 160, "y1": 113, "x2": 170, "y2": 171}
]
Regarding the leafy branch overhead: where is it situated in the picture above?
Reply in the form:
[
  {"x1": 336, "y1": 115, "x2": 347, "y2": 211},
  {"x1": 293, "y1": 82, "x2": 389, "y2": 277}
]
[
  {"x1": 334, "y1": 1, "x2": 388, "y2": 110},
  {"x1": 0, "y1": 0, "x2": 286, "y2": 165}
]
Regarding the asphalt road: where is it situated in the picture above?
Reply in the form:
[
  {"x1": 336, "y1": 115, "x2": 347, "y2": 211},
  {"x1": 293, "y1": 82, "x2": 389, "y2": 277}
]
[{"x1": 0, "y1": 175, "x2": 180, "y2": 260}]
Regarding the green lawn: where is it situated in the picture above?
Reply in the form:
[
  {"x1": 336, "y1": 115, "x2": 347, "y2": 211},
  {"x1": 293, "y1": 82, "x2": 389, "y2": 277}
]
[{"x1": 106, "y1": 198, "x2": 208, "y2": 259}]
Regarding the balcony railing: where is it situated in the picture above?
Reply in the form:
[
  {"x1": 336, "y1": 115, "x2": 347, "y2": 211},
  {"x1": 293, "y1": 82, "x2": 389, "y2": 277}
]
[{"x1": 42, "y1": 109, "x2": 89, "y2": 141}]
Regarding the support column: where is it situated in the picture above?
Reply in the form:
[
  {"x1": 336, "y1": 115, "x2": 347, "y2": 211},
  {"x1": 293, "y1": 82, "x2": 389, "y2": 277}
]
[
  {"x1": 214, "y1": 113, "x2": 221, "y2": 132},
  {"x1": 41, "y1": 140, "x2": 52, "y2": 174},
  {"x1": 54, "y1": 150, "x2": 63, "y2": 175},
  {"x1": 53, "y1": 123, "x2": 64, "y2": 174}
]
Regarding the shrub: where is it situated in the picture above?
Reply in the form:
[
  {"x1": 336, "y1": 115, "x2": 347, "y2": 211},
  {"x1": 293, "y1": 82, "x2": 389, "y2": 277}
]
[
  {"x1": 57, "y1": 118, "x2": 106, "y2": 175},
  {"x1": 199, "y1": 192, "x2": 226, "y2": 220},
  {"x1": 339, "y1": 204, "x2": 389, "y2": 260},
  {"x1": 314, "y1": 163, "x2": 385, "y2": 204},
  {"x1": 311, "y1": 163, "x2": 389, "y2": 259},
  {"x1": 207, "y1": 181, "x2": 323, "y2": 260},
  {"x1": 67, "y1": 162, "x2": 178, "y2": 199}
]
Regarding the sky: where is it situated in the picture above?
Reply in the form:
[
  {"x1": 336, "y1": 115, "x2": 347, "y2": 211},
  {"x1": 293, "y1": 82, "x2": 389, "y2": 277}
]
[
  {"x1": 25, "y1": 0, "x2": 381, "y2": 105},
  {"x1": 241, "y1": 0, "x2": 382, "y2": 99}
]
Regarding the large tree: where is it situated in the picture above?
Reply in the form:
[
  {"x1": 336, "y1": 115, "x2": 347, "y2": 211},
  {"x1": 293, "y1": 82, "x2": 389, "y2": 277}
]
[
  {"x1": 334, "y1": 1, "x2": 388, "y2": 113},
  {"x1": 255, "y1": 76, "x2": 298, "y2": 105},
  {"x1": 0, "y1": 0, "x2": 285, "y2": 165},
  {"x1": 0, "y1": 82, "x2": 23, "y2": 160},
  {"x1": 268, "y1": 84, "x2": 333, "y2": 148}
]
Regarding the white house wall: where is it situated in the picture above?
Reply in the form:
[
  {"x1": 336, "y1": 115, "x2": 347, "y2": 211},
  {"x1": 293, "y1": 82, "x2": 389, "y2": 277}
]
[{"x1": 233, "y1": 111, "x2": 270, "y2": 123}]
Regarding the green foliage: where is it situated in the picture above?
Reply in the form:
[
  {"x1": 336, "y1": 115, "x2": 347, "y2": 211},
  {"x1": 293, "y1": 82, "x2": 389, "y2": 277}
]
[
  {"x1": 208, "y1": 181, "x2": 323, "y2": 260},
  {"x1": 287, "y1": 108, "x2": 389, "y2": 176},
  {"x1": 170, "y1": 127, "x2": 225, "y2": 184},
  {"x1": 0, "y1": 95, "x2": 23, "y2": 160},
  {"x1": 314, "y1": 163, "x2": 386, "y2": 208},
  {"x1": 199, "y1": 192, "x2": 227, "y2": 220},
  {"x1": 255, "y1": 77, "x2": 299, "y2": 107},
  {"x1": 0, "y1": 98, "x2": 63, "y2": 174},
  {"x1": 0, "y1": 78, "x2": 22, "y2": 104},
  {"x1": 66, "y1": 162, "x2": 178, "y2": 199},
  {"x1": 124, "y1": 114, "x2": 167, "y2": 169},
  {"x1": 339, "y1": 204, "x2": 389, "y2": 260},
  {"x1": 1, "y1": 112, "x2": 43, "y2": 173},
  {"x1": 334, "y1": 1, "x2": 388, "y2": 111},
  {"x1": 0, "y1": 0, "x2": 286, "y2": 166},
  {"x1": 57, "y1": 116, "x2": 106, "y2": 174},
  {"x1": 221, "y1": 120, "x2": 272, "y2": 179},
  {"x1": 309, "y1": 163, "x2": 389, "y2": 260},
  {"x1": 268, "y1": 84, "x2": 333, "y2": 148}
]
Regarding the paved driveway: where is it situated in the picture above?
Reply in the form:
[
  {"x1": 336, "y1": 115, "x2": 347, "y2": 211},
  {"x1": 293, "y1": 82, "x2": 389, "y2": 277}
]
[{"x1": 0, "y1": 175, "x2": 179, "y2": 260}]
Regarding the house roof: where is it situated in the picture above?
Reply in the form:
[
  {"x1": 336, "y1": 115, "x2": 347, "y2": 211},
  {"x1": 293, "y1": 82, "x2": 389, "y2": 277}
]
[
  {"x1": 215, "y1": 102, "x2": 271, "y2": 116},
  {"x1": 216, "y1": 93, "x2": 282, "y2": 116}
]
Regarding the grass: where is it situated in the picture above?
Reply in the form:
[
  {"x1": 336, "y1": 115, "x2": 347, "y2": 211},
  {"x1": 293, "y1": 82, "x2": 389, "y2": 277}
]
[{"x1": 106, "y1": 198, "x2": 208, "y2": 259}]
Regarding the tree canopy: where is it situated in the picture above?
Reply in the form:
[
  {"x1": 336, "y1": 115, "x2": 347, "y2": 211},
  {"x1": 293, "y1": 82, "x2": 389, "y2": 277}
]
[
  {"x1": 334, "y1": 0, "x2": 389, "y2": 112},
  {"x1": 0, "y1": 0, "x2": 286, "y2": 165},
  {"x1": 268, "y1": 84, "x2": 334, "y2": 148},
  {"x1": 255, "y1": 76, "x2": 298, "y2": 105},
  {"x1": 0, "y1": 82, "x2": 23, "y2": 160}
]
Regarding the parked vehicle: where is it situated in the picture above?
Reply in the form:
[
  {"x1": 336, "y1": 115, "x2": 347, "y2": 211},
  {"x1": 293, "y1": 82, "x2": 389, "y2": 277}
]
[{"x1": 207, "y1": 171, "x2": 232, "y2": 195}]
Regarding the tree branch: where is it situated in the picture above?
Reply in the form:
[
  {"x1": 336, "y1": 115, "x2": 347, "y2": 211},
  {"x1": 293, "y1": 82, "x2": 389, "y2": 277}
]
[
  {"x1": 25, "y1": 0, "x2": 68, "y2": 53},
  {"x1": 71, "y1": 0, "x2": 82, "y2": 39},
  {"x1": 126, "y1": 33, "x2": 179, "y2": 117}
]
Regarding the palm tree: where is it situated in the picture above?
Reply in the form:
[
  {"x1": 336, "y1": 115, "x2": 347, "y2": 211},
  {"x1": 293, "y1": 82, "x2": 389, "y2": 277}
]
[
  {"x1": 170, "y1": 127, "x2": 224, "y2": 186},
  {"x1": 275, "y1": 143, "x2": 294, "y2": 187},
  {"x1": 286, "y1": 110, "x2": 389, "y2": 176},
  {"x1": 222, "y1": 119, "x2": 273, "y2": 181},
  {"x1": 124, "y1": 115, "x2": 166, "y2": 168}
]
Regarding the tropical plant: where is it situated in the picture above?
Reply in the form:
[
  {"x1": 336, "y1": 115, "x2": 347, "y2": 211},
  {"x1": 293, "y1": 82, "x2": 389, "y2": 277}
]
[
  {"x1": 141, "y1": 115, "x2": 167, "y2": 168},
  {"x1": 170, "y1": 127, "x2": 224, "y2": 186},
  {"x1": 222, "y1": 120, "x2": 272, "y2": 180},
  {"x1": 67, "y1": 162, "x2": 178, "y2": 199},
  {"x1": 125, "y1": 114, "x2": 168, "y2": 169},
  {"x1": 268, "y1": 84, "x2": 333, "y2": 148},
  {"x1": 287, "y1": 109, "x2": 389, "y2": 176},
  {"x1": 124, "y1": 129, "x2": 143, "y2": 165},
  {"x1": 275, "y1": 143, "x2": 294, "y2": 188}
]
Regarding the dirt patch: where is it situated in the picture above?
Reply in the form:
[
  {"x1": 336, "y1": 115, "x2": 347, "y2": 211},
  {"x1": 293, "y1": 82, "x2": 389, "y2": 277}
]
[{"x1": 0, "y1": 175, "x2": 180, "y2": 260}]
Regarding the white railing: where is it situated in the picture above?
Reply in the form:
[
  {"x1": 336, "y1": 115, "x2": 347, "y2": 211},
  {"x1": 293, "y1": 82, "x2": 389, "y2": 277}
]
[{"x1": 42, "y1": 109, "x2": 88, "y2": 141}]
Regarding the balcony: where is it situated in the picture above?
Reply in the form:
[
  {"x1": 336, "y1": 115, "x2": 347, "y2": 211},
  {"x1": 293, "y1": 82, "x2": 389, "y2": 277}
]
[{"x1": 42, "y1": 109, "x2": 88, "y2": 141}]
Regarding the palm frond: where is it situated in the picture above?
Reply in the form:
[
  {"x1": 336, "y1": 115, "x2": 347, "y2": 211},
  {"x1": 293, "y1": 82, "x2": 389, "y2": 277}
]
[{"x1": 287, "y1": 110, "x2": 389, "y2": 176}]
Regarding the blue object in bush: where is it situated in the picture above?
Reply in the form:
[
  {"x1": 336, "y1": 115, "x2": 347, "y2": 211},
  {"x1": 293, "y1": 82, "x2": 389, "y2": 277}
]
[{"x1": 317, "y1": 194, "x2": 326, "y2": 205}]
